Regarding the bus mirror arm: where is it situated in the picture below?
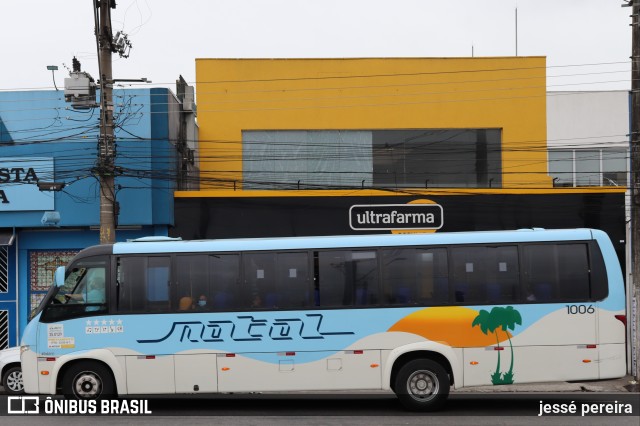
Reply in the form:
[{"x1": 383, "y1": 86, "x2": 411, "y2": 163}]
[{"x1": 54, "y1": 266, "x2": 66, "y2": 287}]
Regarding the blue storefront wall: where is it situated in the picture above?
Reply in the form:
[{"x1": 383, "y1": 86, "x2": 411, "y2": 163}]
[
  {"x1": 0, "y1": 89, "x2": 175, "y2": 227},
  {"x1": 0, "y1": 88, "x2": 179, "y2": 345}
]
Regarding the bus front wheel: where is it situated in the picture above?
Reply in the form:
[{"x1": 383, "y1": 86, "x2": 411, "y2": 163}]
[
  {"x1": 62, "y1": 361, "x2": 115, "y2": 399},
  {"x1": 394, "y1": 359, "x2": 449, "y2": 411}
]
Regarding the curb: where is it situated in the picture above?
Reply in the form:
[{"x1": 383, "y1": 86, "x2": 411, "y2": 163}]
[{"x1": 452, "y1": 376, "x2": 636, "y2": 394}]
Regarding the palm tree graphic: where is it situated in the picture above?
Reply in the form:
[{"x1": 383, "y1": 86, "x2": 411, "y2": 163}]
[{"x1": 471, "y1": 306, "x2": 522, "y2": 385}]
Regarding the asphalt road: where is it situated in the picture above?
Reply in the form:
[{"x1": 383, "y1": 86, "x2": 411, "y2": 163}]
[{"x1": 0, "y1": 392, "x2": 637, "y2": 426}]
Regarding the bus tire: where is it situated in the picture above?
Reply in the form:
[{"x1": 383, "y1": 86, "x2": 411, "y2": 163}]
[
  {"x1": 62, "y1": 361, "x2": 115, "y2": 400},
  {"x1": 394, "y1": 359, "x2": 449, "y2": 411}
]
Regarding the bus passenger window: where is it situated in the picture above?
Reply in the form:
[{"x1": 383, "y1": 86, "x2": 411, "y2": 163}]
[
  {"x1": 317, "y1": 250, "x2": 378, "y2": 307},
  {"x1": 451, "y1": 247, "x2": 481, "y2": 303},
  {"x1": 117, "y1": 256, "x2": 171, "y2": 313},
  {"x1": 589, "y1": 243, "x2": 609, "y2": 301},
  {"x1": 317, "y1": 251, "x2": 351, "y2": 306},
  {"x1": 451, "y1": 246, "x2": 518, "y2": 304},
  {"x1": 244, "y1": 253, "x2": 277, "y2": 309},
  {"x1": 146, "y1": 257, "x2": 170, "y2": 311},
  {"x1": 556, "y1": 244, "x2": 589, "y2": 300},
  {"x1": 209, "y1": 254, "x2": 241, "y2": 310},
  {"x1": 523, "y1": 243, "x2": 590, "y2": 303},
  {"x1": 276, "y1": 252, "x2": 310, "y2": 308},
  {"x1": 417, "y1": 249, "x2": 449, "y2": 304},
  {"x1": 382, "y1": 247, "x2": 449, "y2": 306},
  {"x1": 176, "y1": 255, "x2": 208, "y2": 310},
  {"x1": 487, "y1": 246, "x2": 518, "y2": 304},
  {"x1": 351, "y1": 251, "x2": 378, "y2": 306},
  {"x1": 382, "y1": 249, "x2": 415, "y2": 305}
]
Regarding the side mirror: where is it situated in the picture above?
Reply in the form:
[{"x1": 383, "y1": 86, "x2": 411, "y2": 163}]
[{"x1": 54, "y1": 266, "x2": 66, "y2": 287}]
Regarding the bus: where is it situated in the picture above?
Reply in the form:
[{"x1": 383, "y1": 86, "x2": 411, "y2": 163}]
[{"x1": 20, "y1": 228, "x2": 626, "y2": 411}]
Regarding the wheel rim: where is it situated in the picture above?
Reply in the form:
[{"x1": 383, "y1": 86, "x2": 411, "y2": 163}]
[
  {"x1": 406, "y1": 369, "x2": 439, "y2": 402},
  {"x1": 6, "y1": 370, "x2": 23, "y2": 392},
  {"x1": 73, "y1": 371, "x2": 102, "y2": 398}
]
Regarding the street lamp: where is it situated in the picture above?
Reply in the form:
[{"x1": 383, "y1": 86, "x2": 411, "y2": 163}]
[{"x1": 46, "y1": 65, "x2": 59, "y2": 91}]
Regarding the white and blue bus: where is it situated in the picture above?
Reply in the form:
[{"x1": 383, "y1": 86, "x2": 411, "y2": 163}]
[{"x1": 20, "y1": 228, "x2": 626, "y2": 411}]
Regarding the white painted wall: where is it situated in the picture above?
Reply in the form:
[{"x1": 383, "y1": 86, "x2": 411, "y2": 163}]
[{"x1": 547, "y1": 91, "x2": 629, "y2": 149}]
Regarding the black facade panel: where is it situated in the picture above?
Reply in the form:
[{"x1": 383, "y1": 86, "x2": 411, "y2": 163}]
[
  {"x1": 172, "y1": 193, "x2": 626, "y2": 274},
  {"x1": 172, "y1": 193, "x2": 625, "y2": 252}
]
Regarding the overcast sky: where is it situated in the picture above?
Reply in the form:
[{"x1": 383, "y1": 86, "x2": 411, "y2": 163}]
[{"x1": 0, "y1": 0, "x2": 633, "y2": 93}]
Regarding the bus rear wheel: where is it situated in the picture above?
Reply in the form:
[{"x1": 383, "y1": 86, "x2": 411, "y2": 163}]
[
  {"x1": 62, "y1": 361, "x2": 114, "y2": 399},
  {"x1": 394, "y1": 359, "x2": 449, "y2": 411}
]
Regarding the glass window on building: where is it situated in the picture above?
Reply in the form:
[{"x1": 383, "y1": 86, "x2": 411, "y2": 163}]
[
  {"x1": 549, "y1": 150, "x2": 573, "y2": 187},
  {"x1": 575, "y1": 150, "x2": 601, "y2": 186},
  {"x1": 242, "y1": 129, "x2": 502, "y2": 190},
  {"x1": 549, "y1": 148, "x2": 628, "y2": 188},
  {"x1": 602, "y1": 149, "x2": 627, "y2": 186},
  {"x1": 372, "y1": 129, "x2": 502, "y2": 188},
  {"x1": 242, "y1": 130, "x2": 372, "y2": 190}
]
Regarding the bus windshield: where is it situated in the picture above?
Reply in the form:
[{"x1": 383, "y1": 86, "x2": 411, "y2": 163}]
[
  {"x1": 39, "y1": 256, "x2": 108, "y2": 322},
  {"x1": 30, "y1": 283, "x2": 58, "y2": 320}
]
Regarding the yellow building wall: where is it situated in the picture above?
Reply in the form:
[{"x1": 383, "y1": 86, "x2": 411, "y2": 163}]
[{"x1": 194, "y1": 57, "x2": 551, "y2": 191}]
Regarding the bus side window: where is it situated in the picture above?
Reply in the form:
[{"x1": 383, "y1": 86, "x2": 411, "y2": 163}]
[
  {"x1": 210, "y1": 254, "x2": 241, "y2": 310},
  {"x1": 450, "y1": 246, "x2": 518, "y2": 305},
  {"x1": 382, "y1": 248, "x2": 415, "y2": 305},
  {"x1": 589, "y1": 242, "x2": 609, "y2": 301},
  {"x1": 317, "y1": 251, "x2": 351, "y2": 307},
  {"x1": 244, "y1": 253, "x2": 277, "y2": 309},
  {"x1": 522, "y1": 243, "x2": 592, "y2": 303},
  {"x1": 556, "y1": 244, "x2": 590, "y2": 301},
  {"x1": 277, "y1": 252, "x2": 310, "y2": 308},
  {"x1": 417, "y1": 248, "x2": 449, "y2": 304},
  {"x1": 351, "y1": 251, "x2": 378, "y2": 306},
  {"x1": 176, "y1": 254, "x2": 208, "y2": 311},
  {"x1": 317, "y1": 250, "x2": 378, "y2": 307},
  {"x1": 382, "y1": 247, "x2": 450, "y2": 306},
  {"x1": 117, "y1": 257, "x2": 143, "y2": 312},
  {"x1": 451, "y1": 247, "x2": 480, "y2": 303},
  {"x1": 487, "y1": 246, "x2": 518, "y2": 304},
  {"x1": 117, "y1": 256, "x2": 171, "y2": 313},
  {"x1": 146, "y1": 257, "x2": 171, "y2": 312}
]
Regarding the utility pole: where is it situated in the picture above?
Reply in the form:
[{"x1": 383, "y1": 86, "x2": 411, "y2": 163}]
[
  {"x1": 96, "y1": 0, "x2": 116, "y2": 244},
  {"x1": 629, "y1": 0, "x2": 640, "y2": 383}
]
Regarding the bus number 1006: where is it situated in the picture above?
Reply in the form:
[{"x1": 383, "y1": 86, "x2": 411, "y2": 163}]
[{"x1": 565, "y1": 304, "x2": 595, "y2": 315}]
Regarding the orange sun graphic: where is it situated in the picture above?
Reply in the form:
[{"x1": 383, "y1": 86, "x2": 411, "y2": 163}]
[{"x1": 388, "y1": 307, "x2": 512, "y2": 347}]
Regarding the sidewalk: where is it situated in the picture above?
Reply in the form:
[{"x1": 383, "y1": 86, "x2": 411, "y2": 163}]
[{"x1": 453, "y1": 375, "x2": 638, "y2": 393}]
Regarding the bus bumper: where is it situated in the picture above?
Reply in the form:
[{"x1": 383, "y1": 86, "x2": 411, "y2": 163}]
[{"x1": 20, "y1": 347, "x2": 44, "y2": 395}]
